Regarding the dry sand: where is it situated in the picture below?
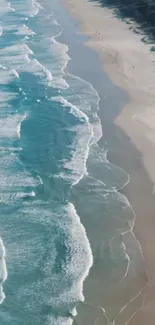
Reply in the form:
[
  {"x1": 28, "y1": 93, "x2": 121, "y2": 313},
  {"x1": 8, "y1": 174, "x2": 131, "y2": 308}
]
[{"x1": 62, "y1": 0, "x2": 155, "y2": 324}]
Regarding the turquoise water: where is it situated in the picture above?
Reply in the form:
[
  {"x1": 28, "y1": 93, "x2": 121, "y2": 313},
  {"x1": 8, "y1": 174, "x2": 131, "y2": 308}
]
[{"x1": 0, "y1": 0, "x2": 140, "y2": 324}]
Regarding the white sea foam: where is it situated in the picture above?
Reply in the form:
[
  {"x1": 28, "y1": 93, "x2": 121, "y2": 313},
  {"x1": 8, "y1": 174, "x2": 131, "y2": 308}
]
[
  {"x1": 16, "y1": 24, "x2": 36, "y2": 36},
  {"x1": 8, "y1": 2, "x2": 15, "y2": 12},
  {"x1": 32, "y1": 59, "x2": 53, "y2": 84},
  {"x1": 11, "y1": 43, "x2": 33, "y2": 55},
  {"x1": 11, "y1": 69, "x2": 19, "y2": 78},
  {"x1": 25, "y1": 32, "x2": 69, "y2": 88},
  {"x1": 24, "y1": 44, "x2": 34, "y2": 55},
  {"x1": 51, "y1": 96, "x2": 89, "y2": 122},
  {"x1": 9, "y1": 0, "x2": 41, "y2": 17},
  {"x1": 37, "y1": 175, "x2": 43, "y2": 184},
  {"x1": 0, "y1": 114, "x2": 27, "y2": 139},
  {"x1": 0, "y1": 153, "x2": 41, "y2": 195},
  {"x1": 0, "y1": 237, "x2": 7, "y2": 304},
  {"x1": 40, "y1": 202, "x2": 93, "y2": 312},
  {"x1": 50, "y1": 72, "x2": 102, "y2": 187},
  {"x1": 0, "y1": 190, "x2": 36, "y2": 203},
  {"x1": 0, "y1": 69, "x2": 18, "y2": 84},
  {"x1": 63, "y1": 126, "x2": 93, "y2": 185},
  {"x1": 89, "y1": 113, "x2": 102, "y2": 143},
  {"x1": 87, "y1": 142, "x2": 129, "y2": 191},
  {"x1": 49, "y1": 33, "x2": 70, "y2": 89},
  {"x1": 0, "y1": 90, "x2": 16, "y2": 107},
  {"x1": 46, "y1": 13, "x2": 53, "y2": 20},
  {"x1": 24, "y1": 54, "x2": 31, "y2": 63},
  {"x1": 52, "y1": 19, "x2": 60, "y2": 26},
  {"x1": 17, "y1": 113, "x2": 28, "y2": 138},
  {"x1": 0, "y1": 147, "x2": 22, "y2": 155},
  {"x1": 51, "y1": 96, "x2": 94, "y2": 183},
  {"x1": 0, "y1": 44, "x2": 35, "y2": 71},
  {"x1": 30, "y1": 0, "x2": 42, "y2": 16},
  {"x1": 30, "y1": 191, "x2": 35, "y2": 197},
  {"x1": 66, "y1": 74, "x2": 102, "y2": 142},
  {"x1": 0, "y1": 173, "x2": 40, "y2": 189},
  {"x1": 32, "y1": 0, "x2": 44, "y2": 10},
  {"x1": 64, "y1": 202, "x2": 93, "y2": 289},
  {"x1": 0, "y1": 25, "x2": 3, "y2": 36},
  {"x1": 0, "y1": 10, "x2": 68, "y2": 92},
  {"x1": 0, "y1": 64, "x2": 6, "y2": 70},
  {"x1": 30, "y1": 8, "x2": 39, "y2": 17},
  {"x1": 50, "y1": 74, "x2": 102, "y2": 186},
  {"x1": 45, "y1": 13, "x2": 60, "y2": 26},
  {"x1": 67, "y1": 73, "x2": 100, "y2": 112}
]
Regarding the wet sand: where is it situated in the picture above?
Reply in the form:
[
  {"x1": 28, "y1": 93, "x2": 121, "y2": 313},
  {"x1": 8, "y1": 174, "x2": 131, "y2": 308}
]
[{"x1": 62, "y1": 0, "x2": 155, "y2": 324}]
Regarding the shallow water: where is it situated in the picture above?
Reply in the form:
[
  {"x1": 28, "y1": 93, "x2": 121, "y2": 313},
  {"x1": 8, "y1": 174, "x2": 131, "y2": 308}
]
[{"x1": 0, "y1": 0, "x2": 144, "y2": 324}]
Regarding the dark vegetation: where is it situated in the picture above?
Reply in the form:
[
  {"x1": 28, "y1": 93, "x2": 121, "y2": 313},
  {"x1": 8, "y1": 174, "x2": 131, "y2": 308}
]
[{"x1": 90, "y1": 0, "x2": 155, "y2": 43}]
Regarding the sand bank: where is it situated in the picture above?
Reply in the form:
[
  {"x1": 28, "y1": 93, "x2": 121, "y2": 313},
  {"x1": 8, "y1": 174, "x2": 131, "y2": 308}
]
[{"x1": 63, "y1": 0, "x2": 155, "y2": 324}]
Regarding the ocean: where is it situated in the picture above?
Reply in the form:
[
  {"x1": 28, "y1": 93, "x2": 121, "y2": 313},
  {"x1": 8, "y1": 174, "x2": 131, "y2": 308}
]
[{"x1": 0, "y1": 0, "x2": 139, "y2": 324}]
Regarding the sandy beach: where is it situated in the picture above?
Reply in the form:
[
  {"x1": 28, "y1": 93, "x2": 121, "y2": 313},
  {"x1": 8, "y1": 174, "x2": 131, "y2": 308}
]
[{"x1": 62, "y1": 0, "x2": 155, "y2": 324}]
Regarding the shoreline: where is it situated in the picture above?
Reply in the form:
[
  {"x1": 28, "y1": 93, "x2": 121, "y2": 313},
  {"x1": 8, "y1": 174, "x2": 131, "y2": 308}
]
[{"x1": 61, "y1": 0, "x2": 155, "y2": 324}]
